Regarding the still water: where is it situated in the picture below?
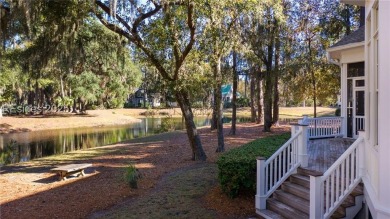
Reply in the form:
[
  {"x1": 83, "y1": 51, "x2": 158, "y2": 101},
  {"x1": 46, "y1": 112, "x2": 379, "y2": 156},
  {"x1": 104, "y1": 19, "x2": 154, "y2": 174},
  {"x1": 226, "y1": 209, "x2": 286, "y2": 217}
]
[{"x1": 0, "y1": 117, "x2": 252, "y2": 164}]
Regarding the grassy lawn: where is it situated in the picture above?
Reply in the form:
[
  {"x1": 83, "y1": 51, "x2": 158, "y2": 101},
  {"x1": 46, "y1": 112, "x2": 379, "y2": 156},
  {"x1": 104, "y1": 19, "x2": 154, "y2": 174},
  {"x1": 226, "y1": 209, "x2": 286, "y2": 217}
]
[{"x1": 224, "y1": 106, "x2": 336, "y2": 119}]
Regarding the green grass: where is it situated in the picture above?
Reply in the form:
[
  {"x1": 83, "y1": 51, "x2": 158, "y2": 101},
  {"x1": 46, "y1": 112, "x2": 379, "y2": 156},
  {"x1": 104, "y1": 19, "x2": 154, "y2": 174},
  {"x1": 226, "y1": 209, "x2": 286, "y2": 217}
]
[{"x1": 223, "y1": 106, "x2": 336, "y2": 119}]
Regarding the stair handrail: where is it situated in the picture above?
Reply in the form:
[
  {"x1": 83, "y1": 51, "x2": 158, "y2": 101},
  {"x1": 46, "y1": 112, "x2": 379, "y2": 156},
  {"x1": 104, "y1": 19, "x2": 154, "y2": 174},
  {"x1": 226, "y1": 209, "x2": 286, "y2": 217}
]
[
  {"x1": 264, "y1": 129, "x2": 302, "y2": 166},
  {"x1": 256, "y1": 125, "x2": 308, "y2": 210},
  {"x1": 310, "y1": 134, "x2": 365, "y2": 219}
]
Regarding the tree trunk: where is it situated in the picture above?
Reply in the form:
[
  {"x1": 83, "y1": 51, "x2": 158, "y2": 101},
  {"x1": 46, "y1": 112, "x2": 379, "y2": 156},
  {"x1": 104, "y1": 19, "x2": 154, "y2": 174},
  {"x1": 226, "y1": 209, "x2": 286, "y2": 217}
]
[
  {"x1": 344, "y1": 6, "x2": 351, "y2": 35},
  {"x1": 263, "y1": 16, "x2": 275, "y2": 132},
  {"x1": 175, "y1": 90, "x2": 207, "y2": 161},
  {"x1": 308, "y1": 38, "x2": 317, "y2": 118},
  {"x1": 72, "y1": 98, "x2": 77, "y2": 113},
  {"x1": 60, "y1": 75, "x2": 65, "y2": 99},
  {"x1": 230, "y1": 51, "x2": 238, "y2": 135},
  {"x1": 27, "y1": 79, "x2": 34, "y2": 106},
  {"x1": 214, "y1": 56, "x2": 225, "y2": 152},
  {"x1": 250, "y1": 70, "x2": 256, "y2": 123},
  {"x1": 40, "y1": 88, "x2": 45, "y2": 115},
  {"x1": 273, "y1": 74, "x2": 280, "y2": 126},
  {"x1": 312, "y1": 72, "x2": 317, "y2": 118},
  {"x1": 35, "y1": 80, "x2": 39, "y2": 109},
  {"x1": 211, "y1": 90, "x2": 217, "y2": 130},
  {"x1": 263, "y1": 65, "x2": 273, "y2": 132},
  {"x1": 273, "y1": 31, "x2": 280, "y2": 126},
  {"x1": 244, "y1": 74, "x2": 248, "y2": 98},
  {"x1": 263, "y1": 43, "x2": 274, "y2": 131},
  {"x1": 256, "y1": 69, "x2": 262, "y2": 124}
]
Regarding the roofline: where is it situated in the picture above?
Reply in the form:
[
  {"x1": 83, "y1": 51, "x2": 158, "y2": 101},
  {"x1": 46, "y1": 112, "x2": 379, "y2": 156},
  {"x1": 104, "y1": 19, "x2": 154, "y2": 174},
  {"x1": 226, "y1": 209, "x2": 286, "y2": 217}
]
[{"x1": 327, "y1": 41, "x2": 365, "y2": 53}]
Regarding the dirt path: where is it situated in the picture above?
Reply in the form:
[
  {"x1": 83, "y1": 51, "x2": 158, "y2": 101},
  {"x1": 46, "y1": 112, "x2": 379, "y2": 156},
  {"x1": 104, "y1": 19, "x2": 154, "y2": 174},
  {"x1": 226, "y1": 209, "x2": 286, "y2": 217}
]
[
  {"x1": 89, "y1": 163, "x2": 221, "y2": 219},
  {"x1": 0, "y1": 123, "x2": 289, "y2": 219}
]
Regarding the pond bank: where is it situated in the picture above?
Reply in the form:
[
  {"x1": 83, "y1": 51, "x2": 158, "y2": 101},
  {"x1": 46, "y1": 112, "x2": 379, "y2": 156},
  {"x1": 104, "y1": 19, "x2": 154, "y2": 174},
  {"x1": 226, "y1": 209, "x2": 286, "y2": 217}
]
[{"x1": 0, "y1": 109, "x2": 145, "y2": 134}]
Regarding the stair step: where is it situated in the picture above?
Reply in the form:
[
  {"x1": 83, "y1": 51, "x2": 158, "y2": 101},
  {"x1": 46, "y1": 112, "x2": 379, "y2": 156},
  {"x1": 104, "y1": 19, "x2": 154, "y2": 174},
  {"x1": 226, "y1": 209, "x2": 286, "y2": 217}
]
[
  {"x1": 334, "y1": 205, "x2": 347, "y2": 218},
  {"x1": 273, "y1": 190, "x2": 310, "y2": 214},
  {"x1": 290, "y1": 174, "x2": 310, "y2": 188},
  {"x1": 281, "y1": 182, "x2": 310, "y2": 200},
  {"x1": 340, "y1": 195, "x2": 355, "y2": 208},
  {"x1": 351, "y1": 183, "x2": 364, "y2": 196},
  {"x1": 257, "y1": 209, "x2": 285, "y2": 219},
  {"x1": 331, "y1": 208, "x2": 346, "y2": 219},
  {"x1": 267, "y1": 198, "x2": 309, "y2": 219},
  {"x1": 297, "y1": 167, "x2": 324, "y2": 177}
]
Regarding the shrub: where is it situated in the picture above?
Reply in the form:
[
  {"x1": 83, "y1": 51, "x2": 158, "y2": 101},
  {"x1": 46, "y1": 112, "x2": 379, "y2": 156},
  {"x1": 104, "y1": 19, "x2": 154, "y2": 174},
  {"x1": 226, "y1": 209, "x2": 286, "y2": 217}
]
[
  {"x1": 0, "y1": 140, "x2": 19, "y2": 165},
  {"x1": 217, "y1": 133, "x2": 291, "y2": 198},
  {"x1": 236, "y1": 97, "x2": 250, "y2": 107},
  {"x1": 192, "y1": 101, "x2": 204, "y2": 109},
  {"x1": 124, "y1": 164, "x2": 141, "y2": 189},
  {"x1": 335, "y1": 108, "x2": 341, "y2": 116},
  {"x1": 156, "y1": 115, "x2": 176, "y2": 133}
]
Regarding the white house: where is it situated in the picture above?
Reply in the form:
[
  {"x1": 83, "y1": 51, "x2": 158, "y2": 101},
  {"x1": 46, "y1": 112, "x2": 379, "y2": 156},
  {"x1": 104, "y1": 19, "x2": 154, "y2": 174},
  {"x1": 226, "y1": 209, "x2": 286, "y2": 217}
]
[{"x1": 255, "y1": 1, "x2": 390, "y2": 218}]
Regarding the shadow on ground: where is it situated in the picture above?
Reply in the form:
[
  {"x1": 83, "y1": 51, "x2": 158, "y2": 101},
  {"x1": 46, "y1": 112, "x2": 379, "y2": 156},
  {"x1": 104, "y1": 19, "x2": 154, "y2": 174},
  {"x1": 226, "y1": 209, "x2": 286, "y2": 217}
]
[{"x1": 89, "y1": 163, "x2": 220, "y2": 219}]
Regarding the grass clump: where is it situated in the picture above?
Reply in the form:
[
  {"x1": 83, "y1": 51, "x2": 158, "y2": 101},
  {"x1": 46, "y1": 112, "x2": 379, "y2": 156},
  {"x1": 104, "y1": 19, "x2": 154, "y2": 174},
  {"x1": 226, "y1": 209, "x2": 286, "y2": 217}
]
[
  {"x1": 124, "y1": 164, "x2": 141, "y2": 189},
  {"x1": 217, "y1": 133, "x2": 290, "y2": 198}
]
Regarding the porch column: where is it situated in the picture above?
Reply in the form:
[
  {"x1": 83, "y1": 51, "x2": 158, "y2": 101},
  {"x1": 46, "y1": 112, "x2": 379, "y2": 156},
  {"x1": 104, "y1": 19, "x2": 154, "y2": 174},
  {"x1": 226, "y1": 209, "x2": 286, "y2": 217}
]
[
  {"x1": 310, "y1": 172, "x2": 324, "y2": 219},
  {"x1": 341, "y1": 63, "x2": 348, "y2": 137},
  {"x1": 256, "y1": 157, "x2": 266, "y2": 210},
  {"x1": 291, "y1": 124, "x2": 309, "y2": 168}
]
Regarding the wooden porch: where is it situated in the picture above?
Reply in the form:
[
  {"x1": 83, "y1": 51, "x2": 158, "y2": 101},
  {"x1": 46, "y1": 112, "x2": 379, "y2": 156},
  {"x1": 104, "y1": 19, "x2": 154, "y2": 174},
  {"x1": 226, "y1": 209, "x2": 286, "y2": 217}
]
[
  {"x1": 306, "y1": 138, "x2": 356, "y2": 173},
  {"x1": 256, "y1": 118, "x2": 364, "y2": 218}
]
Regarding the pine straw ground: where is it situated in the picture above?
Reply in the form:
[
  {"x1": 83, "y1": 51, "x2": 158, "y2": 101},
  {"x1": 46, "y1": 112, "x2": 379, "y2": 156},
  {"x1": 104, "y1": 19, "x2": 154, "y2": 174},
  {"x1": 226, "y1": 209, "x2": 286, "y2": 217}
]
[{"x1": 0, "y1": 123, "x2": 289, "y2": 219}]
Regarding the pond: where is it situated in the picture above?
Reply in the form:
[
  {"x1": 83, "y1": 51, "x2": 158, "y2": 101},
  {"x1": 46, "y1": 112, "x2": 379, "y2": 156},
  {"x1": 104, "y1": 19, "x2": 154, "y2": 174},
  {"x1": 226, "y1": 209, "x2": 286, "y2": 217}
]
[{"x1": 0, "y1": 116, "x2": 253, "y2": 164}]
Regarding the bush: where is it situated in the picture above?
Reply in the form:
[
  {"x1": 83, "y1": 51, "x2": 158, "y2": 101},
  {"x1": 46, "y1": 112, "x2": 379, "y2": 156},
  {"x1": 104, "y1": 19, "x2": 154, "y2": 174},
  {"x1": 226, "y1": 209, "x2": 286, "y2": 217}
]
[
  {"x1": 236, "y1": 97, "x2": 250, "y2": 107},
  {"x1": 156, "y1": 115, "x2": 176, "y2": 133},
  {"x1": 217, "y1": 133, "x2": 291, "y2": 198},
  {"x1": 335, "y1": 108, "x2": 341, "y2": 116},
  {"x1": 192, "y1": 101, "x2": 204, "y2": 109},
  {"x1": 0, "y1": 140, "x2": 19, "y2": 165}
]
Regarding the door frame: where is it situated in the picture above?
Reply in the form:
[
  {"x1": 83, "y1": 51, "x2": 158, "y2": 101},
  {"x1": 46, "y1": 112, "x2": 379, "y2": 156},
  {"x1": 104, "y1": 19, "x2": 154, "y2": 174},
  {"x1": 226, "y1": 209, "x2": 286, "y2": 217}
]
[{"x1": 352, "y1": 77, "x2": 365, "y2": 138}]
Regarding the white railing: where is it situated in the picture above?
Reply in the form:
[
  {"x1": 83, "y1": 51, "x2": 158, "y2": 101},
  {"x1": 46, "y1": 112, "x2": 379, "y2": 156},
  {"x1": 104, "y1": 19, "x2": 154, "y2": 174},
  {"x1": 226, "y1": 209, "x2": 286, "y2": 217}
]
[
  {"x1": 256, "y1": 124, "x2": 308, "y2": 210},
  {"x1": 355, "y1": 116, "x2": 364, "y2": 136},
  {"x1": 302, "y1": 116, "x2": 344, "y2": 139},
  {"x1": 310, "y1": 133, "x2": 365, "y2": 219}
]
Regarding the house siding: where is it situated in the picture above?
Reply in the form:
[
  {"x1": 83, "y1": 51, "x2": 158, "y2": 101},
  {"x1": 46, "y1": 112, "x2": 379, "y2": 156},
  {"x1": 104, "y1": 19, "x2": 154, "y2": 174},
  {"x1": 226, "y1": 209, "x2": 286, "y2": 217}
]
[{"x1": 377, "y1": 1, "x2": 390, "y2": 218}]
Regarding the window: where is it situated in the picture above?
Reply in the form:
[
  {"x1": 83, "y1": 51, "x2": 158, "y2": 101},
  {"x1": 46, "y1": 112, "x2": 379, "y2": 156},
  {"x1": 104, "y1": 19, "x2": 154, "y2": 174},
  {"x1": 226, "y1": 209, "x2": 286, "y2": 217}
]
[{"x1": 347, "y1": 62, "x2": 365, "y2": 78}]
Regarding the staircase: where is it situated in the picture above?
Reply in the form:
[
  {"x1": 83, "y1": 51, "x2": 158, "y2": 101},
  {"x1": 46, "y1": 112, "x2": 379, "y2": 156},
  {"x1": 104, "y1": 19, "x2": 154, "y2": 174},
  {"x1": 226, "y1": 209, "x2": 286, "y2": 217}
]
[{"x1": 257, "y1": 167, "x2": 364, "y2": 219}]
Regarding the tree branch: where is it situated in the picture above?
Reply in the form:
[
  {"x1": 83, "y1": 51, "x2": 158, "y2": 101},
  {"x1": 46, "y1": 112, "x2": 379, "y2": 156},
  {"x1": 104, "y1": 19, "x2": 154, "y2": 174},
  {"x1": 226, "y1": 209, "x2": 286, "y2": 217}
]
[
  {"x1": 95, "y1": 1, "x2": 132, "y2": 32},
  {"x1": 164, "y1": 4, "x2": 181, "y2": 72},
  {"x1": 94, "y1": 12, "x2": 134, "y2": 41},
  {"x1": 132, "y1": 5, "x2": 162, "y2": 34},
  {"x1": 174, "y1": 1, "x2": 196, "y2": 80}
]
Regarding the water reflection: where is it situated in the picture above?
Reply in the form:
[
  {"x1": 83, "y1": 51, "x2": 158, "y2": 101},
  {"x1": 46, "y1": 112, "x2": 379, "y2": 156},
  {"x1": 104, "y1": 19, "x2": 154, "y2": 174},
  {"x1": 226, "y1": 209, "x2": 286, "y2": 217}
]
[{"x1": 0, "y1": 116, "x2": 253, "y2": 164}]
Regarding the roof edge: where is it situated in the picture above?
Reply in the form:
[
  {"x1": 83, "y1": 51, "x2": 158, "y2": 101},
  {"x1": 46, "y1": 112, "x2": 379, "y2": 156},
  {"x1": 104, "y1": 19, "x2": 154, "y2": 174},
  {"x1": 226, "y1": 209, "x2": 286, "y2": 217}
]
[{"x1": 327, "y1": 42, "x2": 365, "y2": 53}]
